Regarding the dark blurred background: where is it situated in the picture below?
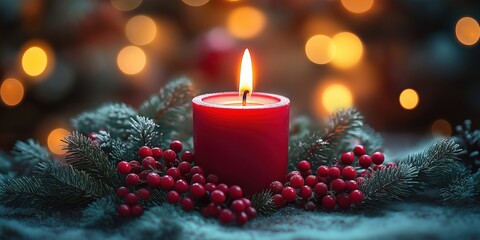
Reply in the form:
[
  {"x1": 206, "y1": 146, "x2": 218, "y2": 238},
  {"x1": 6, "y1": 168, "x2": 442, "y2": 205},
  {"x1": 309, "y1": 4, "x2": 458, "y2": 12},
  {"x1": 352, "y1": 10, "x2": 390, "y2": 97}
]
[{"x1": 0, "y1": 0, "x2": 479, "y2": 155}]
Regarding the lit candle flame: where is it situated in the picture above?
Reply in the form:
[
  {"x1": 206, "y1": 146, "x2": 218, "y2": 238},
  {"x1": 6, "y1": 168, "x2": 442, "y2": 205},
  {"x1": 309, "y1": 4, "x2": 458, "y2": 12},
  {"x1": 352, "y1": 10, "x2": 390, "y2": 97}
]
[{"x1": 239, "y1": 49, "x2": 253, "y2": 102}]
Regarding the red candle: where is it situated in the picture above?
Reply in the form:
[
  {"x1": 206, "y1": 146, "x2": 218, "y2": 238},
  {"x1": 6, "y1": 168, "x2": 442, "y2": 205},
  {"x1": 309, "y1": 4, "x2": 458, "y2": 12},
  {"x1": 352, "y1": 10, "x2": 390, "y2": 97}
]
[{"x1": 192, "y1": 49, "x2": 290, "y2": 195}]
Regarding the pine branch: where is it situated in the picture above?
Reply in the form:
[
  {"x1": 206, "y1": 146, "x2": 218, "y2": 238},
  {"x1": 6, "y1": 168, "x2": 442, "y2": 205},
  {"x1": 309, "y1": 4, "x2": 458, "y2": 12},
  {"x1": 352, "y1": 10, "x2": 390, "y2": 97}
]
[
  {"x1": 94, "y1": 130, "x2": 129, "y2": 162},
  {"x1": 440, "y1": 170, "x2": 480, "y2": 205},
  {"x1": 11, "y1": 139, "x2": 51, "y2": 176},
  {"x1": 351, "y1": 125, "x2": 383, "y2": 153},
  {"x1": 249, "y1": 190, "x2": 275, "y2": 216},
  {"x1": 360, "y1": 163, "x2": 419, "y2": 208},
  {"x1": 122, "y1": 116, "x2": 163, "y2": 161},
  {"x1": 288, "y1": 131, "x2": 328, "y2": 170},
  {"x1": 0, "y1": 177, "x2": 60, "y2": 209},
  {"x1": 82, "y1": 195, "x2": 117, "y2": 227},
  {"x1": 63, "y1": 131, "x2": 120, "y2": 187}
]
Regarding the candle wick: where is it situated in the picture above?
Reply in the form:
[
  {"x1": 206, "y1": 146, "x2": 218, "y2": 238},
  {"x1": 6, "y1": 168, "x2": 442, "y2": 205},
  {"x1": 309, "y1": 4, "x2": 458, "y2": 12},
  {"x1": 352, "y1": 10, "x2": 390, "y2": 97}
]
[{"x1": 242, "y1": 90, "x2": 249, "y2": 106}]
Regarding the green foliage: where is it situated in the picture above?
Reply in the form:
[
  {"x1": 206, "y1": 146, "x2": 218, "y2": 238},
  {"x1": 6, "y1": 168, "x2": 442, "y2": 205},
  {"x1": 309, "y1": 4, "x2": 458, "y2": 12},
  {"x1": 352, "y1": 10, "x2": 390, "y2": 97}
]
[
  {"x1": 126, "y1": 116, "x2": 162, "y2": 156},
  {"x1": 11, "y1": 139, "x2": 51, "y2": 176},
  {"x1": 82, "y1": 195, "x2": 117, "y2": 227},
  {"x1": 350, "y1": 125, "x2": 383, "y2": 153},
  {"x1": 250, "y1": 190, "x2": 275, "y2": 216},
  {"x1": 289, "y1": 131, "x2": 328, "y2": 170},
  {"x1": 63, "y1": 132, "x2": 120, "y2": 187},
  {"x1": 144, "y1": 189, "x2": 167, "y2": 208},
  {"x1": 440, "y1": 170, "x2": 480, "y2": 206},
  {"x1": 0, "y1": 177, "x2": 57, "y2": 209}
]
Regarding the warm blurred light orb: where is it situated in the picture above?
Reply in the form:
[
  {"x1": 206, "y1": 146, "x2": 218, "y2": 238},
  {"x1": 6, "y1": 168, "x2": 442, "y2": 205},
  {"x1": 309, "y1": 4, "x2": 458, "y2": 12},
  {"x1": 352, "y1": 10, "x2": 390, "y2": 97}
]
[
  {"x1": 182, "y1": 0, "x2": 209, "y2": 7},
  {"x1": 455, "y1": 17, "x2": 480, "y2": 46},
  {"x1": 432, "y1": 119, "x2": 452, "y2": 137},
  {"x1": 399, "y1": 88, "x2": 419, "y2": 110},
  {"x1": 117, "y1": 46, "x2": 146, "y2": 75},
  {"x1": 47, "y1": 128, "x2": 69, "y2": 155},
  {"x1": 227, "y1": 7, "x2": 266, "y2": 39},
  {"x1": 126, "y1": 15, "x2": 157, "y2": 45},
  {"x1": 305, "y1": 35, "x2": 336, "y2": 64},
  {"x1": 111, "y1": 0, "x2": 142, "y2": 11},
  {"x1": 1, "y1": 78, "x2": 24, "y2": 107},
  {"x1": 22, "y1": 46, "x2": 48, "y2": 76},
  {"x1": 321, "y1": 84, "x2": 353, "y2": 114},
  {"x1": 331, "y1": 32, "x2": 363, "y2": 69},
  {"x1": 340, "y1": 0, "x2": 374, "y2": 14}
]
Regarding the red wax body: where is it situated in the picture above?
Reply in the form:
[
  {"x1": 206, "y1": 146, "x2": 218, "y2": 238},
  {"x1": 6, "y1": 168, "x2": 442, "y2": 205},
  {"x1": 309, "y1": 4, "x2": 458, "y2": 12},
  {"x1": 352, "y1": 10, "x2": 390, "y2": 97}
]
[{"x1": 192, "y1": 92, "x2": 290, "y2": 195}]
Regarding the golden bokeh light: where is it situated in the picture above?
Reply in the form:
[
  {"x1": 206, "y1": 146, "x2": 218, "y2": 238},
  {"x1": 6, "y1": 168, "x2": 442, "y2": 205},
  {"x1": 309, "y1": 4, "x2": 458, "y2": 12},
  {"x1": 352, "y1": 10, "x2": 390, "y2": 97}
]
[
  {"x1": 182, "y1": 0, "x2": 209, "y2": 7},
  {"x1": 399, "y1": 88, "x2": 419, "y2": 110},
  {"x1": 331, "y1": 32, "x2": 363, "y2": 69},
  {"x1": 117, "y1": 46, "x2": 147, "y2": 75},
  {"x1": 226, "y1": 7, "x2": 266, "y2": 39},
  {"x1": 321, "y1": 84, "x2": 354, "y2": 114},
  {"x1": 47, "y1": 128, "x2": 69, "y2": 155},
  {"x1": 1, "y1": 78, "x2": 24, "y2": 107},
  {"x1": 22, "y1": 46, "x2": 48, "y2": 77},
  {"x1": 432, "y1": 119, "x2": 452, "y2": 137},
  {"x1": 126, "y1": 15, "x2": 157, "y2": 45},
  {"x1": 455, "y1": 17, "x2": 480, "y2": 46},
  {"x1": 305, "y1": 35, "x2": 336, "y2": 64},
  {"x1": 111, "y1": 0, "x2": 142, "y2": 11},
  {"x1": 340, "y1": 0, "x2": 374, "y2": 14}
]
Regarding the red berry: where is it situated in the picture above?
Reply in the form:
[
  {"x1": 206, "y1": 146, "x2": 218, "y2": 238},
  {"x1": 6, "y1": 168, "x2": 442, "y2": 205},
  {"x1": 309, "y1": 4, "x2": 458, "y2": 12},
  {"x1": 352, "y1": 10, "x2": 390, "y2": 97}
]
[
  {"x1": 272, "y1": 194, "x2": 285, "y2": 208},
  {"x1": 205, "y1": 183, "x2": 216, "y2": 192},
  {"x1": 181, "y1": 197, "x2": 194, "y2": 211},
  {"x1": 155, "y1": 161, "x2": 163, "y2": 170},
  {"x1": 169, "y1": 140, "x2": 183, "y2": 153},
  {"x1": 146, "y1": 172, "x2": 161, "y2": 187},
  {"x1": 270, "y1": 181, "x2": 284, "y2": 194},
  {"x1": 342, "y1": 166, "x2": 357, "y2": 180},
  {"x1": 190, "y1": 166, "x2": 204, "y2": 176},
  {"x1": 304, "y1": 201, "x2": 316, "y2": 211},
  {"x1": 139, "y1": 170, "x2": 152, "y2": 180},
  {"x1": 191, "y1": 173, "x2": 206, "y2": 185},
  {"x1": 230, "y1": 199, "x2": 246, "y2": 213},
  {"x1": 117, "y1": 204, "x2": 130, "y2": 217},
  {"x1": 355, "y1": 177, "x2": 366, "y2": 184},
  {"x1": 210, "y1": 190, "x2": 226, "y2": 204},
  {"x1": 373, "y1": 164, "x2": 386, "y2": 171},
  {"x1": 314, "y1": 182, "x2": 328, "y2": 197},
  {"x1": 129, "y1": 160, "x2": 141, "y2": 173},
  {"x1": 317, "y1": 166, "x2": 329, "y2": 177},
  {"x1": 305, "y1": 175, "x2": 318, "y2": 188},
  {"x1": 215, "y1": 184, "x2": 229, "y2": 194},
  {"x1": 163, "y1": 149, "x2": 177, "y2": 163},
  {"x1": 236, "y1": 211, "x2": 249, "y2": 226},
  {"x1": 174, "y1": 179, "x2": 189, "y2": 193},
  {"x1": 219, "y1": 209, "x2": 234, "y2": 224},
  {"x1": 245, "y1": 207, "x2": 257, "y2": 219},
  {"x1": 386, "y1": 162, "x2": 398, "y2": 168},
  {"x1": 341, "y1": 152, "x2": 355, "y2": 165},
  {"x1": 299, "y1": 185, "x2": 313, "y2": 199},
  {"x1": 178, "y1": 161, "x2": 191, "y2": 174},
  {"x1": 346, "y1": 180, "x2": 359, "y2": 192},
  {"x1": 287, "y1": 171, "x2": 301, "y2": 181},
  {"x1": 166, "y1": 167, "x2": 181, "y2": 180},
  {"x1": 125, "y1": 193, "x2": 138, "y2": 205},
  {"x1": 142, "y1": 156, "x2": 156, "y2": 169},
  {"x1": 282, "y1": 186, "x2": 297, "y2": 202},
  {"x1": 117, "y1": 161, "x2": 131, "y2": 175},
  {"x1": 206, "y1": 203, "x2": 221, "y2": 217},
  {"x1": 322, "y1": 195, "x2": 336, "y2": 210},
  {"x1": 359, "y1": 155, "x2": 373, "y2": 168},
  {"x1": 228, "y1": 185, "x2": 243, "y2": 200},
  {"x1": 350, "y1": 190, "x2": 364, "y2": 205},
  {"x1": 167, "y1": 190, "x2": 181, "y2": 204},
  {"x1": 131, "y1": 204, "x2": 144, "y2": 217},
  {"x1": 372, "y1": 152, "x2": 385, "y2": 165},
  {"x1": 116, "y1": 186, "x2": 129, "y2": 198},
  {"x1": 206, "y1": 174, "x2": 219, "y2": 184},
  {"x1": 297, "y1": 160, "x2": 311, "y2": 172},
  {"x1": 138, "y1": 146, "x2": 152, "y2": 158},
  {"x1": 241, "y1": 198, "x2": 252, "y2": 208},
  {"x1": 190, "y1": 183, "x2": 206, "y2": 198},
  {"x1": 337, "y1": 194, "x2": 351, "y2": 209},
  {"x1": 151, "y1": 147, "x2": 163, "y2": 160},
  {"x1": 138, "y1": 188, "x2": 151, "y2": 200},
  {"x1": 353, "y1": 145, "x2": 366, "y2": 156},
  {"x1": 181, "y1": 151, "x2": 194, "y2": 163},
  {"x1": 328, "y1": 167, "x2": 341, "y2": 179},
  {"x1": 331, "y1": 179, "x2": 346, "y2": 193},
  {"x1": 125, "y1": 173, "x2": 140, "y2": 186},
  {"x1": 289, "y1": 175, "x2": 305, "y2": 189},
  {"x1": 159, "y1": 175, "x2": 175, "y2": 190}
]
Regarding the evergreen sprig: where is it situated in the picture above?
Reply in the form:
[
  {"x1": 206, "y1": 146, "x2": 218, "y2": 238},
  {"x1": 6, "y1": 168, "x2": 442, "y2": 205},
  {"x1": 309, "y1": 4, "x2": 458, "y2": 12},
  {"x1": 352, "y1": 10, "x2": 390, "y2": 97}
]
[
  {"x1": 0, "y1": 177, "x2": 58, "y2": 209},
  {"x1": 11, "y1": 139, "x2": 51, "y2": 176},
  {"x1": 439, "y1": 170, "x2": 480, "y2": 205},
  {"x1": 63, "y1": 131, "x2": 120, "y2": 187},
  {"x1": 250, "y1": 190, "x2": 275, "y2": 216},
  {"x1": 123, "y1": 116, "x2": 162, "y2": 161},
  {"x1": 82, "y1": 195, "x2": 117, "y2": 227}
]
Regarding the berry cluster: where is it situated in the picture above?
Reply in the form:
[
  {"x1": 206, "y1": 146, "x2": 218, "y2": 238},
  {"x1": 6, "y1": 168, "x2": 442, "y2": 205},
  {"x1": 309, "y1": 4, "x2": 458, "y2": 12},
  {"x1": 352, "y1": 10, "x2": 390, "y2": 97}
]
[
  {"x1": 115, "y1": 140, "x2": 256, "y2": 225},
  {"x1": 270, "y1": 145, "x2": 391, "y2": 211}
]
